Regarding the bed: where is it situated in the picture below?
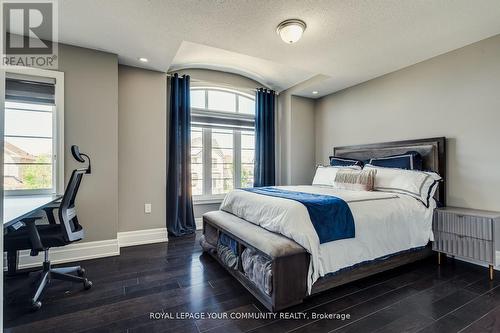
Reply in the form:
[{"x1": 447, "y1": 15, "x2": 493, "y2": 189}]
[{"x1": 201, "y1": 137, "x2": 446, "y2": 311}]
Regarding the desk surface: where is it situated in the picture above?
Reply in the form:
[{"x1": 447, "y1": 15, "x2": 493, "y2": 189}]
[{"x1": 3, "y1": 195, "x2": 62, "y2": 228}]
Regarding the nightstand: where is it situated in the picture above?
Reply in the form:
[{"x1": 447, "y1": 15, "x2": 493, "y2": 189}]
[{"x1": 433, "y1": 206, "x2": 500, "y2": 280}]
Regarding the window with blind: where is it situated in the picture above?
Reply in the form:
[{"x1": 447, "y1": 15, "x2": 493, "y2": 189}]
[
  {"x1": 190, "y1": 87, "x2": 255, "y2": 200},
  {"x1": 4, "y1": 70, "x2": 64, "y2": 195}
]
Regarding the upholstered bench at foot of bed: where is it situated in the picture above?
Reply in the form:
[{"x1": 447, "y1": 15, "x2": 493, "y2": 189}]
[{"x1": 202, "y1": 211, "x2": 310, "y2": 311}]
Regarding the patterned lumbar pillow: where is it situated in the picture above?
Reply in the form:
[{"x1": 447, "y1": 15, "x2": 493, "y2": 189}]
[
  {"x1": 312, "y1": 165, "x2": 362, "y2": 187},
  {"x1": 333, "y1": 169, "x2": 377, "y2": 191}
]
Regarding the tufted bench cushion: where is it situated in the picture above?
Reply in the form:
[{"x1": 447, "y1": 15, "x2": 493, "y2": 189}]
[{"x1": 203, "y1": 211, "x2": 307, "y2": 259}]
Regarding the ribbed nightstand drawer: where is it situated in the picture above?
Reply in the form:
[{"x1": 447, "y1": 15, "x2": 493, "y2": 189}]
[
  {"x1": 433, "y1": 210, "x2": 493, "y2": 240},
  {"x1": 433, "y1": 231, "x2": 493, "y2": 263}
]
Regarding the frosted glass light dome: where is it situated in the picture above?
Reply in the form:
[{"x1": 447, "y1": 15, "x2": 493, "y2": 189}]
[{"x1": 276, "y1": 19, "x2": 306, "y2": 44}]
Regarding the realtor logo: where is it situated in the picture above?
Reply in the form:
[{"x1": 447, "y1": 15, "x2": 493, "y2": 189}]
[{"x1": 1, "y1": 0, "x2": 58, "y2": 68}]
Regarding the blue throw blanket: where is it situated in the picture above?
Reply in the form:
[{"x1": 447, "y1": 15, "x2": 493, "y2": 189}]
[
  {"x1": 243, "y1": 187, "x2": 355, "y2": 244},
  {"x1": 219, "y1": 232, "x2": 238, "y2": 255}
]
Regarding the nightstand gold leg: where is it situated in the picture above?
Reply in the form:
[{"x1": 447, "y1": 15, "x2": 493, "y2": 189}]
[
  {"x1": 438, "y1": 252, "x2": 441, "y2": 265},
  {"x1": 489, "y1": 265, "x2": 494, "y2": 281}
]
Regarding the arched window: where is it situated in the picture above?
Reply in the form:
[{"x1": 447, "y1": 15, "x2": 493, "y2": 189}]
[{"x1": 190, "y1": 87, "x2": 255, "y2": 200}]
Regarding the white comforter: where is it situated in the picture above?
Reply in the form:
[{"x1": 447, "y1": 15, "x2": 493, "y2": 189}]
[{"x1": 220, "y1": 186, "x2": 435, "y2": 293}]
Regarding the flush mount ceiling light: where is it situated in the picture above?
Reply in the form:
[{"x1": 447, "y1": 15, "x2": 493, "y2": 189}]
[
  {"x1": 138, "y1": 57, "x2": 148, "y2": 62},
  {"x1": 276, "y1": 19, "x2": 307, "y2": 44},
  {"x1": 312, "y1": 91, "x2": 319, "y2": 95}
]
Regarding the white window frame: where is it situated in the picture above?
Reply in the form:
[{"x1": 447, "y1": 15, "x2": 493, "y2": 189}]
[
  {"x1": 191, "y1": 87, "x2": 255, "y2": 203},
  {"x1": 4, "y1": 66, "x2": 64, "y2": 196}
]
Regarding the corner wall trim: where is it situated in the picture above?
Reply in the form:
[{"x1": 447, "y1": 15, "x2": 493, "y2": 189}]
[
  {"x1": 6, "y1": 239, "x2": 120, "y2": 270},
  {"x1": 117, "y1": 227, "x2": 168, "y2": 248}
]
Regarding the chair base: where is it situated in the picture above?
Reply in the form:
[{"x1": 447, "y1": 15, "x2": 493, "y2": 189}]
[{"x1": 30, "y1": 251, "x2": 92, "y2": 311}]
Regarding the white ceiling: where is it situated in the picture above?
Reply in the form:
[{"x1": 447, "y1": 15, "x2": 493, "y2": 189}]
[{"x1": 57, "y1": 0, "x2": 500, "y2": 98}]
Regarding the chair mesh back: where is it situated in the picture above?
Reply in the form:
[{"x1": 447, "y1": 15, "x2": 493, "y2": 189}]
[{"x1": 59, "y1": 169, "x2": 86, "y2": 242}]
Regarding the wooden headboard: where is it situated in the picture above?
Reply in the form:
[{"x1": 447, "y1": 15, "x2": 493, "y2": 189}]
[{"x1": 333, "y1": 137, "x2": 446, "y2": 206}]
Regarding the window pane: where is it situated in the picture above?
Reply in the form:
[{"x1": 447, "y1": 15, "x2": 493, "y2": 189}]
[
  {"x1": 5, "y1": 109, "x2": 53, "y2": 137},
  {"x1": 241, "y1": 132, "x2": 254, "y2": 149},
  {"x1": 208, "y1": 90, "x2": 236, "y2": 112},
  {"x1": 191, "y1": 90, "x2": 205, "y2": 109},
  {"x1": 212, "y1": 129, "x2": 233, "y2": 149},
  {"x1": 192, "y1": 181, "x2": 203, "y2": 195},
  {"x1": 241, "y1": 177, "x2": 254, "y2": 189},
  {"x1": 212, "y1": 162, "x2": 233, "y2": 179},
  {"x1": 192, "y1": 180, "x2": 203, "y2": 196},
  {"x1": 212, "y1": 178, "x2": 233, "y2": 194},
  {"x1": 191, "y1": 147, "x2": 203, "y2": 164},
  {"x1": 241, "y1": 164, "x2": 254, "y2": 176},
  {"x1": 212, "y1": 140, "x2": 233, "y2": 195},
  {"x1": 191, "y1": 127, "x2": 202, "y2": 148},
  {"x1": 241, "y1": 163, "x2": 254, "y2": 189},
  {"x1": 4, "y1": 99, "x2": 55, "y2": 192},
  {"x1": 4, "y1": 137, "x2": 52, "y2": 164},
  {"x1": 4, "y1": 164, "x2": 52, "y2": 190},
  {"x1": 241, "y1": 130, "x2": 254, "y2": 188},
  {"x1": 238, "y1": 96, "x2": 255, "y2": 115},
  {"x1": 191, "y1": 162, "x2": 203, "y2": 196},
  {"x1": 191, "y1": 163, "x2": 203, "y2": 179},
  {"x1": 242, "y1": 149, "x2": 254, "y2": 164},
  {"x1": 190, "y1": 126, "x2": 203, "y2": 196},
  {"x1": 211, "y1": 147, "x2": 233, "y2": 166}
]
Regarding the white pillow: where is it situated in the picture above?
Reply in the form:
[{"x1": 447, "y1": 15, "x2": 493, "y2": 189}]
[
  {"x1": 364, "y1": 164, "x2": 442, "y2": 207},
  {"x1": 312, "y1": 165, "x2": 361, "y2": 187}
]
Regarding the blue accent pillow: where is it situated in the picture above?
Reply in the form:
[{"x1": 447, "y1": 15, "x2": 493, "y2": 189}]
[
  {"x1": 369, "y1": 151, "x2": 422, "y2": 170},
  {"x1": 329, "y1": 156, "x2": 364, "y2": 168}
]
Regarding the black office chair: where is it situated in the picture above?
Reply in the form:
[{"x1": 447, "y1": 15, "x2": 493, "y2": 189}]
[{"x1": 4, "y1": 146, "x2": 93, "y2": 310}]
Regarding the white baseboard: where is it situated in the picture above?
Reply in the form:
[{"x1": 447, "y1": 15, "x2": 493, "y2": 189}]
[
  {"x1": 195, "y1": 217, "x2": 203, "y2": 230},
  {"x1": 5, "y1": 239, "x2": 120, "y2": 270},
  {"x1": 4, "y1": 228, "x2": 170, "y2": 271},
  {"x1": 117, "y1": 227, "x2": 168, "y2": 248}
]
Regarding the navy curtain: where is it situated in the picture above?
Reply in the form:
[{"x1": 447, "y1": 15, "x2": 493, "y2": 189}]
[
  {"x1": 254, "y1": 89, "x2": 276, "y2": 187},
  {"x1": 166, "y1": 74, "x2": 196, "y2": 236}
]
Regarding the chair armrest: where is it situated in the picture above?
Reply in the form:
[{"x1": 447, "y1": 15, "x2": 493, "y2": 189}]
[{"x1": 24, "y1": 219, "x2": 45, "y2": 252}]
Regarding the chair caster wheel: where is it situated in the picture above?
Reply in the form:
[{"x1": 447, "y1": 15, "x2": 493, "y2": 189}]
[
  {"x1": 31, "y1": 301, "x2": 42, "y2": 311},
  {"x1": 83, "y1": 279, "x2": 93, "y2": 290},
  {"x1": 77, "y1": 268, "x2": 86, "y2": 277}
]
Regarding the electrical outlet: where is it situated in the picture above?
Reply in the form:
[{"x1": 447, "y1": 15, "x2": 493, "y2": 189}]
[{"x1": 144, "y1": 203, "x2": 152, "y2": 214}]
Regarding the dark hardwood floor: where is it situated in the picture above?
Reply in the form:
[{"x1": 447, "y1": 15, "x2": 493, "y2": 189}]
[{"x1": 4, "y1": 232, "x2": 500, "y2": 333}]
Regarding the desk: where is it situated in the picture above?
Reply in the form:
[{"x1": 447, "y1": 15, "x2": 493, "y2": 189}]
[{"x1": 4, "y1": 195, "x2": 62, "y2": 228}]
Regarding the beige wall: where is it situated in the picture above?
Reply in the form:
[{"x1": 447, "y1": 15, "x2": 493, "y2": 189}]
[
  {"x1": 277, "y1": 87, "x2": 316, "y2": 185},
  {"x1": 277, "y1": 89, "x2": 291, "y2": 185},
  {"x1": 58, "y1": 44, "x2": 119, "y2": 242},
  {"x1": 118, "y1": 65, "x2": 167, "y2": 232},
  {"x1": 315, "y1": 34, "x2": 500, "y2": 211},
  {"x1": 290, "y1": 96, "x2": 315, "y2": 185},
  {"x1": 277, "y1": 75, "x2": 325, "y2": 185},
  {"x1": 117, "y1": 67, "x2": 262, "y2": 223}
]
